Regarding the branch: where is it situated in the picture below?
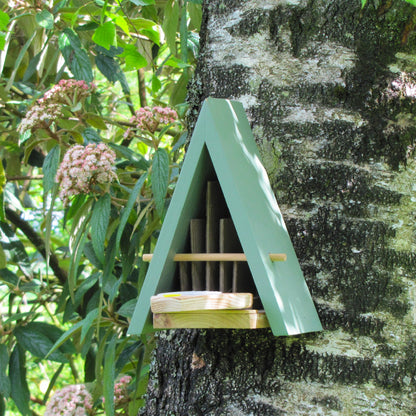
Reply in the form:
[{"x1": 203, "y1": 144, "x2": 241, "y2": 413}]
[{"x1": 5, "y1": 208, "x2": 67, "y2": 285}]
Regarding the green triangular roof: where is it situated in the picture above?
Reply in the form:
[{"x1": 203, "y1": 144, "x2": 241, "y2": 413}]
[{"x1": 128, "y1": 98, "x2": 322, "y2": 336}]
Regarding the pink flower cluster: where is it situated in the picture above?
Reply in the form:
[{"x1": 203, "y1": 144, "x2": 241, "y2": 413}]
[
  {"x1": 17, "y1": 102, "x2": 63, "y2": 134},
  {"x1": 55, "y1": 143, "x2": 117, "y2": 205},
  {"x1": 18, "y1": 79, "x2": 95, "y2": 134},
  {"x1": 125, "y1": 106, "x2": 178, "y2": 137},
  {"x1": 114, "y1": 375, "x2": 132, "y2": 408},
  {"x1": 39, "y1": 79, "x2": 96, "y2": 107},
  {"x1": 44, "y1": 384, "x2": 94, "y2": 416}
]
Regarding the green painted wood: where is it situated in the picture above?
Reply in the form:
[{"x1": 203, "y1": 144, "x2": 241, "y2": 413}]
[{"x1": 128, "y1": 98, "x2": 322, "y2": 336}]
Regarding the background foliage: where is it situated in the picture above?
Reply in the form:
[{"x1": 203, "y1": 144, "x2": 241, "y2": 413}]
[{"x1": 0, "y1": 0, "x2": 201, "y2": 414}]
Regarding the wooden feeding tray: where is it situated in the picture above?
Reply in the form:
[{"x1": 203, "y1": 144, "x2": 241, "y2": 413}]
[
  {"x1": 128, "y1": 98, "x2": 322, "y2": 337},
  {"x1": 150, "y1": 291, "x2": 269, "y2": 329}
]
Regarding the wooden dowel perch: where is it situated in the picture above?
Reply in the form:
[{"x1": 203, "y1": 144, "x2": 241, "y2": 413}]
[{"x1": 142, "y1": 253, "x2": 287, "y2": 262}]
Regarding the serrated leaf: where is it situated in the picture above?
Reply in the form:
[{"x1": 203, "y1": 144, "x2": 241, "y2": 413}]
[
  {"x1": 121, "y1": 45, "x2": 147, "y2": 71},
  {"x1": 114, "y1": 15, "x2": 130, "y2": 36},
  {"x1": 163, "y1": 0, "x2": 180, "y2": 54},
  {"x1": 90, "y1": 193, "x2": 111, "y2": 263},
  {"x1": 43, "y1": 145, "x2": 60, "y2": 194},
  {"x1": 151, "y1": 148, "x2": 169, "y2": 218},
  {"x1": 95, "y1": 52, "x2": 130, "y2": 95},
  {"x1": 92, "y1": 21, "x2": 117, "y2": 50},
  {"x1": 58, "y1": 29, "x2": 93, "y2": 82},
  {"x1": 36, "y1": 10, "x2": 54, "y2": 29},
  {"x1": 9, "y1": 345, "x2": 30, "y2": 416},
  {"x1": 103, "y1": 335, "x2": 116, "y2": 416},
  {"x1": 0, "y1": 345, "x2": 10, "y2": 398}
]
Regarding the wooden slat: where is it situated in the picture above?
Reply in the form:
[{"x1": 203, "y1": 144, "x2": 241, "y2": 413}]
[
  {"x1": 143, "y1": 253, "x2": 287, "y2": 262},
  {"x1": 153, "y1": 309, "x2": 269, "y2": 329},
  {"x1": 190, "y1": 219, "x2": 205, "y2": 290},
  {"x1": 179, "y1": 262, "x2": 190, "y2": 291},
  {"x1": 220, "y1": 218, "x2": 240, "y2": 292},
  {"x1": 206, "y1": 181, "x2": 223, "y2": 290},
  {"x1": 150, "y1": 292, "x2": 253, "y2": 313}
]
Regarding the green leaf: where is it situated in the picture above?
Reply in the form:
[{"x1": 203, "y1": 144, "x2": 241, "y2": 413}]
[
  {"x1": 0, "y1": 11, "x2": 10, "y2": 31},
  {"x1": 95, "y1": 51, "x2": 130, "y2": 95},
  {"x1": 180, "y1": 1, "x2": 188, "y2": 63},
  {"x1": 27, "y1": 322, "x2": 76, "y2": 354},
  {"x1": 103, "y1": 335, "x2": 116, "y2": 416},
  {"x1": 405, "y1": 0, "x2": 416, "y2": 5},
  {"x1": 90, "y1": 193, "x2": 111, "y2": 263},
  {"x1": 151, "y1": 74, "x2": 162, "y2": 93},
  {"x1": 0, "y1": 246, "x2": 5, "y2": 269},
  {"x1": 74, "y1": 272, "x2": 100, "y2": 307},
  {"x1": 121, "y1": 44, "x2": 147, "y2": 71},
  {"x1": 0, "y1": 222, "x2": 32, "y2": 278},
  {"x1": 85, "y1": 113, "x2": 108, "y2": 130},
  {"x1": 116, "y1": 298, "x2": 137, "y2": 319},
  {"x1": 68, "y1": 199, "x2": 93, "y2": 299},
  {"x1": 0, "y1": 34, "x2": 5, "y2": 52},
  {"x1": 0, "y1": 395, "x2": 5, "y2": 416},
  {"x1": 361, "y1": 0, "x2": 367, "y2": 7},
  {"x1": 36, "y1": 10, "x2": 54, "y2": 29},
  {"x1": 9, "y1": 345, "x2": 30, "y2": 416},
  {"x1": 151, "y1": 148, "x2": 169, "y2": 218},
  {"x1": 81, "y1": 308, "x2": 99, "y2": 344},
  {"x1": 102, "y1": 174, "x2": 147, "y2": 286},
  {"x1": 114, "y1": 15, "x2": 130, "y2": 36},
  {"x1": 43, "y1": 145, "x2": 60, "y2": 194},
  {"x1": 188, "y1": 2, "x2": 202, "y2": 30},
  {"x1": 92, "y1": 21, "x2": 117, "y2": 50},
  {"x1": 169, "y1": 71, "x2": 189, "y2": 106},
  {"x1": 108, "y1": 143, "x2": 149, "y2": 170},
  {"x1": 46, "y1": 321, "x2": 83, "y2": 360},
  {"x1": 0, "y1": 345, "x2": 10, "y2": 398},
  {"x1": 42, "y1": 363, "x2": 64, "y2": 405},
  {"x1": 14, "y1": 325, "x2": 69, "y2": 363},
  {"x1": 83, "y1": 127, "x2": 101, "y2": 144},
  {"x1": 129, "y1": 0, "x2": 155, "y2": 5},
  {"x1": 58, "y1": 29, "x2": 93, "y2": 82},
  {"x1": 162, "y1": 0, "x2": 180, "y2": 54}
]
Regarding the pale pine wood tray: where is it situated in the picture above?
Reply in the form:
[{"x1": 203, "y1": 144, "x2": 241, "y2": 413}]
[
  {"x1": 153, "y1": 309, "x2": 269, "y2": 329},
  {"x1": 150, "y1": 291, "x2": 253, "y2": 313}
]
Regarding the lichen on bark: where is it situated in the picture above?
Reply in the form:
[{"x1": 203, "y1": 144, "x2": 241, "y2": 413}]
[{"x1": 142, "y1": 1, "x2": 416, "y2": 415}]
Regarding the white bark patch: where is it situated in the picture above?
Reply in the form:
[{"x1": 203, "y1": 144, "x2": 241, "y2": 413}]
[
  {"x1": 207, "y1": 8, "x2": 356, "y2": 89},
  {"x1": 282, "y1": 104, "x2": 366, "y2": 126}
]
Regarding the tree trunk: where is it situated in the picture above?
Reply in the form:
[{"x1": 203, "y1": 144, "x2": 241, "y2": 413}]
[{"x1": 142, "y1": 1, "x2": 416, "y2": 414}]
